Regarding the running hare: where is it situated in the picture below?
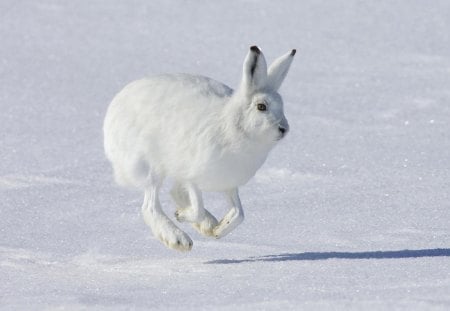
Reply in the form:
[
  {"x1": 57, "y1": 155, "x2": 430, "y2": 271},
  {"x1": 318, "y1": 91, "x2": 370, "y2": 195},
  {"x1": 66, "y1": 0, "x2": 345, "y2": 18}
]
[{"x1": 104, "y1": 46, "x2": 295, "y2": 251}]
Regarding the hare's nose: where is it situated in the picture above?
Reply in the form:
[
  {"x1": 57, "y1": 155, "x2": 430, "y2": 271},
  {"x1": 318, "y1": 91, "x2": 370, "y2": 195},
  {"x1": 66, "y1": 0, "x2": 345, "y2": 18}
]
[{"x1": 278, "y1": 126, "x2": 288, "y2": 138}]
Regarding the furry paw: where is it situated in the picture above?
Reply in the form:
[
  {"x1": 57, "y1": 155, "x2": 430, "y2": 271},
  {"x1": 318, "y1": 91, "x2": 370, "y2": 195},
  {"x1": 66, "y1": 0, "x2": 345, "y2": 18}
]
[
  {"x1": 143, "y1": 208, "x2": 193, "y2": 251},
  {"x1": 192, "y1": 209, "x2": 219, "y2": 237},
  {"x1": 213, "y1": 208, "x2": 244, "y2": 239},
  {"x1": 156, "y1": 227, "x2": 193, "y2": 252}
]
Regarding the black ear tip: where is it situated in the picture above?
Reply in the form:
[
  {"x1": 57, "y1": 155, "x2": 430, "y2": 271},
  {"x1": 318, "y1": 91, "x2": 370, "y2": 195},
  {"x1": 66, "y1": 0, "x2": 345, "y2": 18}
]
[
  {"x1": 250, "y1": 45, "x2": 261, "y2": 54},
  {"x1": 291, "y1": 49, "x2": 296, "y2": 56}
]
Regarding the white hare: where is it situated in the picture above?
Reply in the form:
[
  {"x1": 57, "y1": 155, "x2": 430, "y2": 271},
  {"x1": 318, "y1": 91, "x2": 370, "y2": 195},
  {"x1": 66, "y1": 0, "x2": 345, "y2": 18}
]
[{"x1": 103, "y1": 46, "x2": 295, "y2": 251}]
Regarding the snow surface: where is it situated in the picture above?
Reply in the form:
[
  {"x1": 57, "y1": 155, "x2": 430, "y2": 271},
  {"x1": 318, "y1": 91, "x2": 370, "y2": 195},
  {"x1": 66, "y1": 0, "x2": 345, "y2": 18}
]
[{"x1": 1, "y1": 0, "x2": 450, "y2": 310}]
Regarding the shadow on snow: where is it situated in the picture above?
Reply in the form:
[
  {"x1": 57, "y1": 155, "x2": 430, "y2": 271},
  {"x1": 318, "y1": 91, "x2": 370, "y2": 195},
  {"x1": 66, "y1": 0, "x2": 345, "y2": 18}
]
[{"x1": 205, "y1": 248, "x2": 450, "y2": 264}]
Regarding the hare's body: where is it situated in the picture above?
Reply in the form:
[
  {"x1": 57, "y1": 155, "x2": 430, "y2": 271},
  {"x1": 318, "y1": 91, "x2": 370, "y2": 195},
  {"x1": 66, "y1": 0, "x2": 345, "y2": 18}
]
[
  {"x1": 104, "y1": 74, "x2": 270, "y2": 192},
  {"x1": 104, "y1": 46, "x2": 295, "y2": 251}
]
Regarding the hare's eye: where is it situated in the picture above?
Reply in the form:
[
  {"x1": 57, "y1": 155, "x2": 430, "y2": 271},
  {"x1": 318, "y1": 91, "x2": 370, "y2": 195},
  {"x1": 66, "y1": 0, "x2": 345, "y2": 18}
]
[{"x1": 257, "y1": 103, "x2": 267, "y2": 111}]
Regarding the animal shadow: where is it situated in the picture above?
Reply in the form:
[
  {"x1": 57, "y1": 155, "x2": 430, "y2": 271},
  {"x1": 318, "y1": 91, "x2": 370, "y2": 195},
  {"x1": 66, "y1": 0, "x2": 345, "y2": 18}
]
[{"x1": 205, "y1": 248, "x2": 450, "y2": 264}]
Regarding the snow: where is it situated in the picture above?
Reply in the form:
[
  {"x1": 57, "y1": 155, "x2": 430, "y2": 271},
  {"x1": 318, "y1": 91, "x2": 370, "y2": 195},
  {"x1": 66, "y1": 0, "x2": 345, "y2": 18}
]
[{"x1": 1, "y1": 0, "x2": 450, "y2": 309}]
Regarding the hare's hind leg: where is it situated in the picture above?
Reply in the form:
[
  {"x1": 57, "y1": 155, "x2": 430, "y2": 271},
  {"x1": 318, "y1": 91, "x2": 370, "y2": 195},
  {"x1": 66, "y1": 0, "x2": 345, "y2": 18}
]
[
  {"x1": 171, "y1": 183, "x2": 218, "y2": 237},
  {"x1": 142, "y1": 177, "x2": 193, "y2": 251},
  {"x1": 213, "y1": 188, "x2": 244, "y2": 239}
]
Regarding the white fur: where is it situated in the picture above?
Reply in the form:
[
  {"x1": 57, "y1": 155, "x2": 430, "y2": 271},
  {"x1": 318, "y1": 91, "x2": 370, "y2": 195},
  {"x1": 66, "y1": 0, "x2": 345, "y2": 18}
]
[{"x1": 103, "y1": 46, "x2": 295, "y2": 251}]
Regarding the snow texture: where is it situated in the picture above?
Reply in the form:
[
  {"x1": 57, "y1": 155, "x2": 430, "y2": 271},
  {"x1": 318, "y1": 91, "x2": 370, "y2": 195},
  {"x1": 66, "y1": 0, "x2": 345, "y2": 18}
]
[{"x1": 1, "y1": 0, "x2": 449, "y2": 310}]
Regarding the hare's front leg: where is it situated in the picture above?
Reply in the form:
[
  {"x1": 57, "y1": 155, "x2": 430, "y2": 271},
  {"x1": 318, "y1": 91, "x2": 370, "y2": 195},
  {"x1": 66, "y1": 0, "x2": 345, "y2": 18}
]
[
  {"x1": 142, "y1": 180, "x2": 192, "y2": 251},
  {"x1": 171, "y1": 183, "x2": 218, "y2": 237},
  {"x1": 213, "y1": 188, "x2": 244, "y2": 239}
]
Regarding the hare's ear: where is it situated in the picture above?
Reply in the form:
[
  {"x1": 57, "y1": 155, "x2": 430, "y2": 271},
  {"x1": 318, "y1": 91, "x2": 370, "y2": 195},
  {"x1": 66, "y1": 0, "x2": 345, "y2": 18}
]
[
  {"x1": 267, "y1": 49, "x2": 296, "y2": 91},
  {"x1": 241, "y1": 46, "x2": 268, "y2": 92}
]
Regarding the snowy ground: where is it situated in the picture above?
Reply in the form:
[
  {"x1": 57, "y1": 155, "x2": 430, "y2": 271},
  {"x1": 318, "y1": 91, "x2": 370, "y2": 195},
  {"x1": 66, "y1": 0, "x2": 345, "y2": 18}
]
[{"x1": 1, "y1": 1, "x2": 450, "y2": 310}]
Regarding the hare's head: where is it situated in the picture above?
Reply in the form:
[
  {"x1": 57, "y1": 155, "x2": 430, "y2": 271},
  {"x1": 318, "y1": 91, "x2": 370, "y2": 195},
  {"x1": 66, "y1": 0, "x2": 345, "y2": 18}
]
[{"x1": 234, "y1": 46, "x2": 295, "y2": 144}]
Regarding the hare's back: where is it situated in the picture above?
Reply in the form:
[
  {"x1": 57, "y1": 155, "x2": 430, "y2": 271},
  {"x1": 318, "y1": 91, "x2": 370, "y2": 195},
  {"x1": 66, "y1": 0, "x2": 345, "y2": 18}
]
[{"x1": 108, "y1": 73, "x2": 231, "y2": 117}]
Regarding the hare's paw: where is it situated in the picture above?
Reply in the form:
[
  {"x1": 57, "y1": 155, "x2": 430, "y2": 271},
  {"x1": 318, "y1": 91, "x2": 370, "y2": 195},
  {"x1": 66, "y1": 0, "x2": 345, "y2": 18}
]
[
  {"x1": 176, "y1": 206, "x2": 219, "y2": 237},
  {"x1": 213, "y1": 208, "x2": 244, "y2": 239},
  {"x1": 156, "y1": 224, "x2": 193, "y2": 251},
  {"x1": 159, "y1": 232, "x2": 193, "y2": 252},
  {"x1": 192, "y1": 209, "x2": 219, "y2": 237},
  {"x1": 148, "y1": 214, "x2": 193, "y2": 251}
]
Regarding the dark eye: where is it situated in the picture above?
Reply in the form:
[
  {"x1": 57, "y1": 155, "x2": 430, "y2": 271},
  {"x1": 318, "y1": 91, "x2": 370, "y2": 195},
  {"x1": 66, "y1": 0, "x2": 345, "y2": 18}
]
[{"x1": 257, "y1": 103, "x2": 267, "y2": 111}]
